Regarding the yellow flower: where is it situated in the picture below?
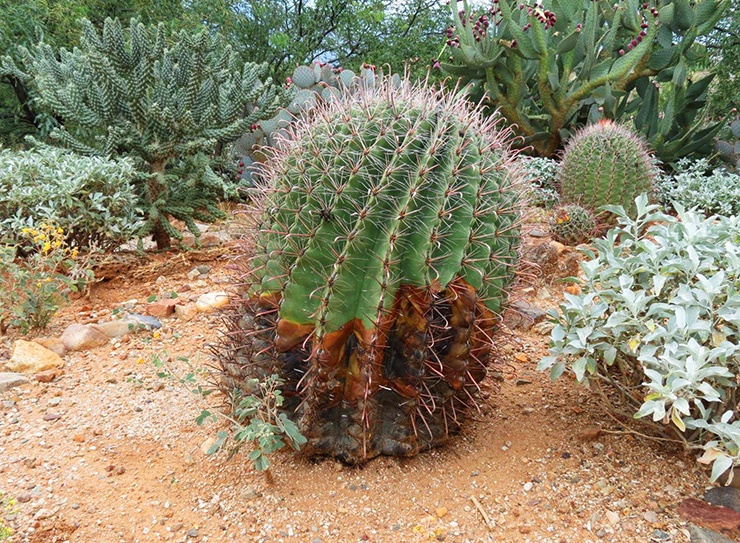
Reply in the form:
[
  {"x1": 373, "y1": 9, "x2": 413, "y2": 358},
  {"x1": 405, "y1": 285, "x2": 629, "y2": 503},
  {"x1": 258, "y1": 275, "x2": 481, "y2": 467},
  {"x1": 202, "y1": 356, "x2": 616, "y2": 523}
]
[
  {"x1": 42, "y1": 241, "x2": 51, "y2": 252},
  {"x1": 153, "y1": 331, "x2": 161, "y2": 339}
]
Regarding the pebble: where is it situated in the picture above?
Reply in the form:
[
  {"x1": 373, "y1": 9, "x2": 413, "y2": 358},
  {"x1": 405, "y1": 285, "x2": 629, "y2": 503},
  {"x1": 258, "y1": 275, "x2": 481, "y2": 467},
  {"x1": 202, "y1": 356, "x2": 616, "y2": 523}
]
[
  {"x1": 43, "y1": 412, "x2": 62, "y2": 421},
  {"x1": 605, "y1": 511, "x2": 619, "y2": 525},
  {"x1": 187, "y1": 528, "x2": 199, "y2": 538},
  {"x1": 48, "y1": 397, "x2": 61, "y2": 406},
  {"x1": 523, "y1": 482, "x2": 533, "y2": 492},
  {"x1": 436, "y1": 506, "x2": 448, "y2": 518},
  {"x1": 643, "y1": 511, "x2": 659, "y2": 524}
]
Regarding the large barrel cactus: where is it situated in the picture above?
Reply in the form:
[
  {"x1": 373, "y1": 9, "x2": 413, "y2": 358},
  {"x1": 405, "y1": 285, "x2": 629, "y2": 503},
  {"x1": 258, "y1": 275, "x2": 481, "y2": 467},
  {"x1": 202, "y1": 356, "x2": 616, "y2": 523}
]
[
  {"x1": 559, "y1": 120, "x2": 655, "y2": 219},
  {"x1": 218, "y1": 77, "x2": 523, "y2": 464}
]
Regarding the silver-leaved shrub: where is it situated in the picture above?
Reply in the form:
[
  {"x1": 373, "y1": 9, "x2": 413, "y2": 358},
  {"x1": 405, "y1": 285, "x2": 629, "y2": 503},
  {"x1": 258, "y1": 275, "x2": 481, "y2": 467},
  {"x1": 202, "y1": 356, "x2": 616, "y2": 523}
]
[
  {"x1": 656, "y1": 158, "x2": 740, "y2": 216},
  {"x1": 522, "y1": 156, "x2": 560, "y2": 209},
  {"x1": 0, "y1": 146, "x2": 143, "y2": 250},
  {"x1": 539, "y1": 195, "x2": 740, "y2": 481}
]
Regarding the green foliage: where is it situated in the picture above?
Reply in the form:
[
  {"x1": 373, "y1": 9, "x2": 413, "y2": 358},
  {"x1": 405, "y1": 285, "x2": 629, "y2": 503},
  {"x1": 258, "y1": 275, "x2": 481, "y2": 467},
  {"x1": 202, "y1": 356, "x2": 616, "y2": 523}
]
[
  {"x1": 549, "y1": 204, "x2": 596, "y2": 246},
  {"x1": 558, "y1": 120, "x2": 655, "y2": 219},
  {"x1": 150, "y1": 353, "x2": 304, "y2": 472},
  {"x1": 220, "y1": 77, "x2": 523, "y2": 464},
  {"x1": 188, "y1": 0, "x2": 448, "y2": 80},
  {"x1": 1, "y1": 223, "x2": 94, "y2": 334},
  {"x1": 656, "y1": 157, "x2": 740, "y2": 215},
  {"x1": 227, "y1": 375, "x2": 307, "y2": 472},
  {"x1": 702, "y1": 0, "x2": 740, "y2": 116},
  {"x1": 442, "y1": 0, "x2": 728, "y2": 161},
  {"x1": 2, "y1": 18, "x2": 285, "y2": 248},
  {"x1": 0, "y1": 146, "x2": 142, "y2": 250},
  {"x1": 539, "y1": 195, "x2": 740, "y2": 481}
]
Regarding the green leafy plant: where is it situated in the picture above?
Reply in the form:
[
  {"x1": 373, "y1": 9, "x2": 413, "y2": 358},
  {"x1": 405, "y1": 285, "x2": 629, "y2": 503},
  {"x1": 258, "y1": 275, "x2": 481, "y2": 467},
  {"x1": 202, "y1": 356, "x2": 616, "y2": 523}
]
[
  {"x1": 218, "y1": 75, "x2": 523, "y2": 464},
  {"x1": 0, "y1": 146, "x2": 142, "y2": 251},
  {"x1": 549, "y1": 203, "x2": 597, "y2": 245},
  {"x1": 442, "y1": 0, "x2": 728, "y2": 162},
  {"x1": 151, "y1": 352, "x2": 305, "y2": 472},
  {"x1": 558, "y1": 120, "x2": 656, "y2": 220},
  {"x1": 2, "y1": 18, "x2": 286, "y2": 249},
  {"x1": 0, "y1": 223, "x2": 94, "y2": 334},
  {"x1": 219, "y1": 375, "x2": 307, "y2": 471},
  {"x1": 656, "y1": 157, "x2": 740, "y2": 216},
  {"x1": 539, "y1": 195, "x2": 740, "y2": 480}
]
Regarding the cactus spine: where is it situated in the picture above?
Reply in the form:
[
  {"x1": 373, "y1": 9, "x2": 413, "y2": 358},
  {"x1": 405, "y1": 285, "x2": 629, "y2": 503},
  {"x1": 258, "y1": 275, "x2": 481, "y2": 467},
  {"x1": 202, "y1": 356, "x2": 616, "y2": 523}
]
[
  {"x1": 219, "y1": 77, "x2": 523, "y2": 464},
  {"x1": 558, "y1": 120, "x2": 655, "y2": 219}
]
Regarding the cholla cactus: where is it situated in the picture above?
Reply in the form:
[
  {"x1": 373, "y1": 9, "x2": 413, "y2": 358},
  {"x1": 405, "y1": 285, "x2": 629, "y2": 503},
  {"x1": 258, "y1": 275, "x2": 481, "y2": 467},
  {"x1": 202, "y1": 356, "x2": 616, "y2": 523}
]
[
  {"x1": 558, "y1": 120, "x2": 655, "y2": 219},
  {"x1": 549, "y1": 204, "x2": 597, "y2": 246},
  {"x1": 3, "y1": 18, "x2": 285, "y2": 249},
  {"x1": 218, "y1": 76, "x2": 524, "y2": 464}
]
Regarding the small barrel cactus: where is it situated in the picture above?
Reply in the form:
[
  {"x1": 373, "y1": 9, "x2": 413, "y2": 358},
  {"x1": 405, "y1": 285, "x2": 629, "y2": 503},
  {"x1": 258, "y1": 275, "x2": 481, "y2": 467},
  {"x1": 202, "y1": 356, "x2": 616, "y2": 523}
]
[
  {"x1": 549, "y1": 204, "x2": 597, "y2": 246},
  {"x1": 558, "y1": 120, "x2": 655, "y2": 219},
  {"x1": 218, "y1": 77, "x2": 524, "y2": 464}
]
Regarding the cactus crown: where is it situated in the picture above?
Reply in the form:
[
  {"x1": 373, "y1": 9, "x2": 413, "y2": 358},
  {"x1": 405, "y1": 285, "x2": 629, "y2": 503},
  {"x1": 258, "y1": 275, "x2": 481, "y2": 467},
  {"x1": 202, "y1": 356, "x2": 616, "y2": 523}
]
[
  {"x1": 558, "y1": 119, "x2": 655, "y2": 218},
  {"x1": 247, "y1": 76, "x2": 522, "y2": 353}
]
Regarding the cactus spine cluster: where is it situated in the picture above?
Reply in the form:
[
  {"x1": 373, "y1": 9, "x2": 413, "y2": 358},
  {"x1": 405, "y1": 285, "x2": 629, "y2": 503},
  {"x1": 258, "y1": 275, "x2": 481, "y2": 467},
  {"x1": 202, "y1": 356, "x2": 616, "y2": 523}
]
[
  {"x1": 219, "y1": 77, "x2": 523, "y2": 464},
  {"x1": 549, "y1": 204, "x2": 597, "y2": 246},
  {"x1": 558, "y1": 120, "x2": 655, "y2": 219}
]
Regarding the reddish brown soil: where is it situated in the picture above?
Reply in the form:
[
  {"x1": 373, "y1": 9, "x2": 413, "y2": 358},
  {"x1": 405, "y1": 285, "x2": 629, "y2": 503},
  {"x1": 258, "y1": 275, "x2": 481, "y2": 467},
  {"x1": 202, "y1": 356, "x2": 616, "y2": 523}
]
[{"x1": 0, "y1": 229, "x2": 710, "y2": 543}]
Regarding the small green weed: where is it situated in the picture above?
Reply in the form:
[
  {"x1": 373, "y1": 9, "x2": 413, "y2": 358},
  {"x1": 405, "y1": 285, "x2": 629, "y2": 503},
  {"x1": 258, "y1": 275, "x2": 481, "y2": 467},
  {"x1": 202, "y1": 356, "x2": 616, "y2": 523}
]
[{"x1": 150, "y1": 352, "x2": 305, "y2": 472}]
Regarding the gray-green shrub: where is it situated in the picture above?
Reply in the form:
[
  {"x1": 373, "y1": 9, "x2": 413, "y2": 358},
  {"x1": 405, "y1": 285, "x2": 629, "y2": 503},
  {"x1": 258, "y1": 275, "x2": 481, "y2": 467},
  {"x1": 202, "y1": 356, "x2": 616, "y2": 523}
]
[
  {"x1": 0, "y1": 146, "x2": 142, "y2": 250},
  {"x1": 539, "y1": 195, "x2": 740, "y2": 481},
  {"x1": 522, "y1": 156, "x2": 559, "y2": 209},
  {"x1": 656, "y1": 158, "x2": 740, "y2": 216}
]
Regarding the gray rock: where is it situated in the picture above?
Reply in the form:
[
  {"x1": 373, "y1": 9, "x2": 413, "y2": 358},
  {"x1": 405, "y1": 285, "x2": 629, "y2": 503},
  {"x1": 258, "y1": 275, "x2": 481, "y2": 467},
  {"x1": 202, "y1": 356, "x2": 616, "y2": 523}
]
[
  {"x1": 528, "y1": 228, "x2": 548, "y2": 238},
  {"x1": 503, "y1": 300, "x2": 547, "y2": 331},
  {"x1": 705, "y1": 487, "x2": 740, "y2": 513},
  {"x1": 187, "y1": 528, "x2": 199, "y2": 538},
  {"x1": 126, "y1": 313, "x2": 162, "y2": 330},
  {"x1": 60, "y1": 324, "x2": 109, "y2": 351},
  {"x1": 0, "y1": 372, "x2": 30, "y2": 392},
  {"x1": 689, "y1": 524, "x2": 737, "y2": 543}
]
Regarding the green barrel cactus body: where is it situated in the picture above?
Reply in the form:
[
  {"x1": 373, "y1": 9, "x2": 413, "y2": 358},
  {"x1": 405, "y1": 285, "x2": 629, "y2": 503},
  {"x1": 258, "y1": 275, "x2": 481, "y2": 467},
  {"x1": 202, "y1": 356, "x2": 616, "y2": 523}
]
[
  {"x1": 559, "y1": 120, "x2": 655, "y2": 219},
  {"x1": 219, "y1": 77, "x2": 524, "y2": 464},
  {"x1": 549, "y1": 204, "x2": 597, "y2": 246}
]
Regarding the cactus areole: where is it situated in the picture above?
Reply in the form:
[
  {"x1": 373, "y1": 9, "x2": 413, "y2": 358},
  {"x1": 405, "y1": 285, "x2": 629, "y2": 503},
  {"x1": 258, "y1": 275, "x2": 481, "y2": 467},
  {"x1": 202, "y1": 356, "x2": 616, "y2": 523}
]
[{"x1": 220, "y1": 77, "x2": 523, "y2": 464}]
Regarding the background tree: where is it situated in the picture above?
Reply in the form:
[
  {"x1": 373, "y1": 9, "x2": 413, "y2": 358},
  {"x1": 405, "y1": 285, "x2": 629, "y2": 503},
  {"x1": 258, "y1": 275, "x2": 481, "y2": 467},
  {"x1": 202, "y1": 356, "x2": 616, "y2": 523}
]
[
  {"x1": 704, "y1": 0, "x2": 740, "y2": 116},
  {"x1": 3, "y1": 18, "x2": 285, "y2": 249}
]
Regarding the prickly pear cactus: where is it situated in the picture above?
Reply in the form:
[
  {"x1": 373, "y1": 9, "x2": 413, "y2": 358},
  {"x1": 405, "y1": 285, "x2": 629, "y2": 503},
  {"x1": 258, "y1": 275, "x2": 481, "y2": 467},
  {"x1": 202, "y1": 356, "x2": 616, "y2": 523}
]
[
  {"x1": 219, "y1": 77, "x2": 524, "y2": 464},
  {"x1": 558, "y1": 120, "x2": 655, "y2": 219},
  {"x1": 549, "y1": 204, "x2": 597, "y2": 246}
]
